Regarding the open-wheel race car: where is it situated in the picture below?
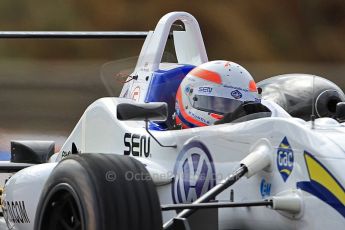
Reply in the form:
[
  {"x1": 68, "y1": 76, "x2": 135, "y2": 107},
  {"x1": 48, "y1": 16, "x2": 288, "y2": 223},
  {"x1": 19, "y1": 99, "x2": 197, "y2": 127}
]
[{"x1": 1, "y1": 11, "x2": 345, "y2": 230}]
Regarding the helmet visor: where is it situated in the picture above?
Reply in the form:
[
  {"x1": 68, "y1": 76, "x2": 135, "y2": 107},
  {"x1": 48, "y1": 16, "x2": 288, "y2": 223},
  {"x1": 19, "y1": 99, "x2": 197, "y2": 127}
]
[{"x1": 193, "y1": 95, "x2": 243, "y2": 114}]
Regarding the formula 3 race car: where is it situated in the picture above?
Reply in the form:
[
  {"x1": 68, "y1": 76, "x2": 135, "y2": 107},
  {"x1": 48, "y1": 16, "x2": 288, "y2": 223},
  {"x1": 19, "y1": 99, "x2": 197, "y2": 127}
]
[{"x1": 1, "y1": 11, "x2": 345, "y2": 230}]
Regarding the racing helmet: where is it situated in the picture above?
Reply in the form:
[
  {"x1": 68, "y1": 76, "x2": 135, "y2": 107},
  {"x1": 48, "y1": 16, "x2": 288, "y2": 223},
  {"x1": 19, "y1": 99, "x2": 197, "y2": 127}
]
[{"x1": 175, "y1": 60, "x2": 260, "y2": 128}]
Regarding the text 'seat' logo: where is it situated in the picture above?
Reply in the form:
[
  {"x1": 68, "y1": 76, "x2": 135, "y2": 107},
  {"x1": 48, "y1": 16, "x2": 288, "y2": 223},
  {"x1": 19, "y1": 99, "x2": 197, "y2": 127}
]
[{"x1": 172, "y1": 141, "x2": 216, "y2": 204}]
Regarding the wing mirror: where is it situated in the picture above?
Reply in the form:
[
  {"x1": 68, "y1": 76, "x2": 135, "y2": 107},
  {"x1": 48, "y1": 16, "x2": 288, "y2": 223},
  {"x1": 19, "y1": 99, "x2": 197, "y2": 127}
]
[
  {"x1": 117, "y1": 102, "x2": 168, "y2": 122},
  {"x1": 336, "y1": 102, "x2": 345, "y2": 122},
  {"x1": 117, "y1": 102, "x2": 176, "y2": 148}
]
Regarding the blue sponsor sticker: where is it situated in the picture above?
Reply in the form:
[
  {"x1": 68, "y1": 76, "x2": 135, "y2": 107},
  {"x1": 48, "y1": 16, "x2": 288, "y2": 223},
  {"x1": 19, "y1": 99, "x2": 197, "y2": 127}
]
[
  {"x1": 277, "y1": 137, "x2": 294, "y2": 182},
  {"x1": 172, "y1": 141, "x2": 216, "y2": 204},
  {"x1": 260, "y1": 178, "x2": 271, "y2": 198},
  {"x1": 185, "y1": 85, "x2": 191, "y2": 94},
  {"x1": 231, "y1": 90, "x2": 242, "y2": 99}
]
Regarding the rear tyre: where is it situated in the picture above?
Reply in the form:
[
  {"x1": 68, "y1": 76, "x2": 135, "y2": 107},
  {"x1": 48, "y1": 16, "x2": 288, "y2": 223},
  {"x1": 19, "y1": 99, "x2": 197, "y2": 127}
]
[{"x1": 34, "y1": 154, "x2": 162, "y2": 230}]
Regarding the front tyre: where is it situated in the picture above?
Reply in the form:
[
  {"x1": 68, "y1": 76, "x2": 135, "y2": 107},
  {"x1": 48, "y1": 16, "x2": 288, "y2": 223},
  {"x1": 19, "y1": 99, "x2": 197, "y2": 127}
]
[{"x1": 34, "y1": 154, "x2": 162, "y2": 230}]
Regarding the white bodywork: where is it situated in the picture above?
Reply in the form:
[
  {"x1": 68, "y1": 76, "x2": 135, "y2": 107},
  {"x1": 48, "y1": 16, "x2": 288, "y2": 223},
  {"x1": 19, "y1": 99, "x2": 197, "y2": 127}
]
[{"x1": 3, "y1": 11, "x2": 345, "y2": 230}]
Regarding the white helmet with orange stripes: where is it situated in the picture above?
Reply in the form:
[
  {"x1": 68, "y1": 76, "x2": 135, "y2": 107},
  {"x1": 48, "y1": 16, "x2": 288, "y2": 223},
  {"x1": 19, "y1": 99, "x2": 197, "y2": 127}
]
[{"x1": 175, "y1": 60, "x2": 260, "y2": 128}]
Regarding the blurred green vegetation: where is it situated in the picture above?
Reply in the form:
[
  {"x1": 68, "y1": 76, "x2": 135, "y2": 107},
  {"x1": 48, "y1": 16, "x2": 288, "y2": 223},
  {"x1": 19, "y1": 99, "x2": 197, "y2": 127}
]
[{"x1": 0, "y1": 0, "x2": 344, "y2": 62}]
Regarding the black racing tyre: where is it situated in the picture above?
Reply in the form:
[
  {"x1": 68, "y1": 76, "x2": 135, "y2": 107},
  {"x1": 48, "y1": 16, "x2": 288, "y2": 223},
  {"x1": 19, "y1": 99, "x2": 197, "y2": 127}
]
[{"x1": 34, "y1": 154, "x2": 162, "y2": 230}]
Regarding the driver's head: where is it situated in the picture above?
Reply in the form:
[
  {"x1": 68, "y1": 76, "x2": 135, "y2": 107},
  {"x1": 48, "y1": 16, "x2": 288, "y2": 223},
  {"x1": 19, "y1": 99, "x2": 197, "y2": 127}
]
[{"x1": 175, "y1": 60, "x2": 260, "y2": 128}]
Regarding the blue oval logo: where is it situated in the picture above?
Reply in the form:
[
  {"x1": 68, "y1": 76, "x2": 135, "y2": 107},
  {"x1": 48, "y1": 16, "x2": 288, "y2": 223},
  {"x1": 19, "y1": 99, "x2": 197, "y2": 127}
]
[{"x1": 231, "y1": 90, "x2": 242, "y2": 99}]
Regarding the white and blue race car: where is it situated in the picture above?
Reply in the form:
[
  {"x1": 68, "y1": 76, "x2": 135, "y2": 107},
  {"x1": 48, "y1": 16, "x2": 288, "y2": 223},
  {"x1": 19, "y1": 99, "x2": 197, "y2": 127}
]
[{"x1": 1, "y1": 11, "x2": 345, "y2": 230}]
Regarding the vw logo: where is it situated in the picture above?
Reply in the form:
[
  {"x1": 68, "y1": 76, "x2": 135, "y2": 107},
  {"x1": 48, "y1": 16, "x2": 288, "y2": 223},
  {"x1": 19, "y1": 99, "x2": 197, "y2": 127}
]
[{"x1": 172, "y1": 141, "x2": 216, "y2": 204}]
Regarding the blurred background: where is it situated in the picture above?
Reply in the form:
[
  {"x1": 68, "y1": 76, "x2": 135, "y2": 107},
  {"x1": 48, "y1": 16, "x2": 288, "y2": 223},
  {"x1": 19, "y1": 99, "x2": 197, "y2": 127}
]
[{"x1": 0, "y1": 0, "x2": 345, "y2": 156}]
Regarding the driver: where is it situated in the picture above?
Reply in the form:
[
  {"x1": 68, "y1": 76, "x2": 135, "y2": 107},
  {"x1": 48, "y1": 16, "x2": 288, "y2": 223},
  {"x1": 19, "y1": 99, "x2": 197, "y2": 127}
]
[{"x1": 175, "y1": 60, "x2": 261, "y2": 128}]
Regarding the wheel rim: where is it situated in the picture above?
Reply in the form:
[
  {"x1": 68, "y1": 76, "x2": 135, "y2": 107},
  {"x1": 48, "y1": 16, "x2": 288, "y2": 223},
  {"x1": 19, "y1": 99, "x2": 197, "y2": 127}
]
[{"x1": 39, "y1": 183, "x2": 84, "y2": 230}]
